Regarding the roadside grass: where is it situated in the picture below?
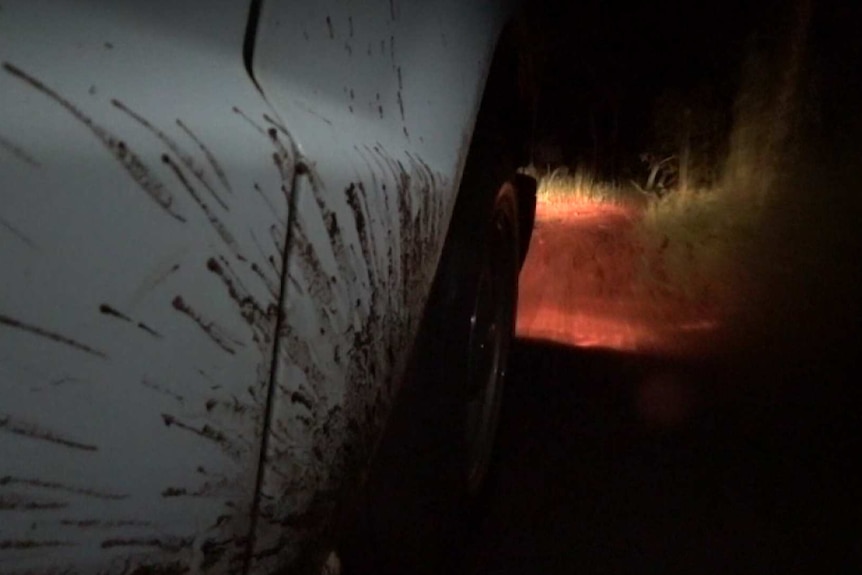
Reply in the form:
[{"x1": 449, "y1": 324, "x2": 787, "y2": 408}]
[
  {"x1": 523, "y1": 157, "x2": 772, "y2": 316},
  {"x1": 635, "y1": 178, "x2": 768, "y2": 312},
  {"x1": 522, "y1": 165, "x2": 649, "y2": 206}
]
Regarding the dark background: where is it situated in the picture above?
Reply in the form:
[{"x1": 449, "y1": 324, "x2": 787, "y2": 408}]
[{"x1": 519, "y1": 0, "x2": 859, "y2": 181}]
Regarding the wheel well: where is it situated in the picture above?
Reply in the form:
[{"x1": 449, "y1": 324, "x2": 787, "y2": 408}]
[{"x1": 451, "y1": 18, "x2": 538, "y2": 270}]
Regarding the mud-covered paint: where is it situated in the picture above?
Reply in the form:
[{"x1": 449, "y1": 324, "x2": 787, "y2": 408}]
[
  {"x1": 0, "y1": 1, "x2": 291, "y2": 572},
  {"x1": 2, "y1": 63, "x2": 187, "y2": 224},
  {"x1": 242, "y1": 2, "x2": 515, "y2": 570},
  {"x1": 1, "y1": 0, "x2": 514, "y2": 573},
  {"x1": 245, "y1": 147, "x2": 450, "y2": 572}
]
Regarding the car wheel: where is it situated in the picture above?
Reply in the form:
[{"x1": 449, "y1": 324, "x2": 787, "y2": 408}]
[
  {"x1": 464, "y1": 182, "x2": 520, "y2": 494},
  {"x1": 338, "y1": 178, "x2": 524, "y2": 575}
]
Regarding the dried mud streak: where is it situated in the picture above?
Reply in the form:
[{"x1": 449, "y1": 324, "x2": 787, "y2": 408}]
[
  {"x1": 0, "y1": 215, "x2": 38, "y2": 249},
  {"x1": 162, "y1": 154, "x2": 239, "y2": 255},
  {"x1": 396, "y1": 161, "x2": 415, "y2": 299},
  {"x1": 266, "y1": 128, "x2": 296, "y2": 188},
  {"x1": 1, "y1": 415, "x2": 98, "y2": 452},
  {"x1": 358, "y1": 180, "x2": 388, "y2": 287},
  {"x1": 160, "y1": 413, "x2": 241, "y2": 459},
  {"x1": 99, "y1": 303, "x2": 163, "y2": 339},
  {"x1": 253, "y1": 182, "x2": 281, "y2": 219},
  {"x1": 176, "y1": 118, "x2": 233, "y2": 194},
  {"x1": 257, "y1": 159, "x2": 441, "y2": 569},
  {"x1": 262, "y1": 114, "x2": 298, "y2": 147},
  {"x1": 216, "y1": 256, "x2": 255, "y2": 303},
  {"x1": 369, "y1": 146, "x2": 402, "y2": 332},
  {"x1": 345, "y1": 183, "x2": 377, "y2": 289},
  {"x1": 278, "y1": 325, "x2": 327, "y2": 390},
  {"x1": 100, "y1": 536, "x2": 192, "y2": 553},
  {"x1": 290, "y1": 225, "x2": 336, "y2": 313},
  {"x1": 141, "y1": 378, "x2": 184, "y2": 403},
  {"x1": 0, "y1": 540, "x2": 74, "y2": 550},
  {"x1": 111, "y1": 99, "x2": 229, "y2": 211},
  {"x1": 0, "y1": 314, "x2": 107, "y2": 359},
  {"x1": 298, "y1": 159, "x2": 357, "y2": 300},
  {"x1": 253, "y1": 261, "x2": 280, "y2": 300},
  {"x1": 0, "y1": 475, "x2": 129, "y2": 500},
  {"x1": 1, "y1": 62, "x2": 185, "y2": 222},
  {"x1": 98, "y1": 303, "x2": 133, "y2": 323},
  {"x1": 0, "y1": 132, "x2": 41, "y2": 167},
  {"x1": 171, "y1": 296, "x2": 238, "y2": 355},
  {"x1": 59, "y1": 519, "x2": 151, "y2": 528},
  {"x1": 233, "y1": 106, "x2": 268, "y2": 137},
  {"x1": 136, "y1": 263, "x2": 182, "y2": 302},
  {"x1": 396, "y1": 67, "x2": 406, "y2": 126},
  {"x1": 360, "y1": 145, "x2": 400, "y2": 313},
  {"x1": 137, "y1": 321, "x2": 163, "y2": 338},
  {"x1": 206, "y1": 257, "x2": 272, "y2": 339},
  {"x1": 0, "y1": 496, "x2": 68, "y2": 510}
]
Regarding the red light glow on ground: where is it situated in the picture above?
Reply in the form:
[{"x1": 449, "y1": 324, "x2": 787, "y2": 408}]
[{"x1": 516, "y1": 200, "x2": 719, "y2": 356}]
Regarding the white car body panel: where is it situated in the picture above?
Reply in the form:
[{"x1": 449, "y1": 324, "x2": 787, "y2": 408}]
[{"x1": 0, "y1": 1, "x2": 512, "y2": 573}]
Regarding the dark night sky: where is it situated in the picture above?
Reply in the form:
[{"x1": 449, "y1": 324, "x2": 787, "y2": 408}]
[{"x1": 521, "y1": 0, "x2": 798, "y2": 176}]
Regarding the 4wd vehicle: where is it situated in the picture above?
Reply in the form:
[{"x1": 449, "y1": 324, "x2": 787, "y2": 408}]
[{"x1": 0, "y1": 1, "x2": 536, "y2": 573}]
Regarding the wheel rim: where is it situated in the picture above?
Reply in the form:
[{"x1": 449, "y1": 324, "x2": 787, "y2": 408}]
[{"x1": 464, "y1": 209, "x2": 517, "y2": 492}]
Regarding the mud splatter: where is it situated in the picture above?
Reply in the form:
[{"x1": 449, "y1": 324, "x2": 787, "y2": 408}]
[
  {"x1": 233, "y1": 106, "x2": 268, "y2": 137},
  {"x1": 176, "y1": 119, "x2": 233, "y2": 194},
  {"x1": 0, "y1": 313, "x2": 107, "y2": 358},
  {"x1": 98, "y1": 303, "x2": 162, "y2": 338},
  {"x1": 0, "y1": 495, "x2": 67, "y2": 511},
  {"x1": 1, "y1": 415, "x2": 98, "y2": 452},
  {"x1": 141, "y1": 379, "x2": 184, "y2": 403},
  {"x1": 0, "y1": 540, "x2": 73, "y2": 549},
  {"x1": 206, "y1": 257, "x2": 274, "y2": 338},
  {"x1": 397, "y1": 91, "x2": 405, "y2": 124},
  {"x1": 59, "y1": 519, "x2": 151, "y2": 528},
  {"x1": 101, "y1": 536, "x2": 192, "y2": 553},
  {"x1": 161, "y1": 154, "x2": 238, "y2": 254},
  {"x1": 248, "y1": 233, "x2": 280, "y2": 294},
  {"x1": 0, "y1": 215, "x2": 38, "y2": 249},
  {"x1": 0, "y1": 475, "x2": 128, "y2": 500},
  {"x1": 98, "y1": 303, "x2": 133, "y2": 323},
  {"x1": 160, "y1": 413, "x2": 243, "y2": 460},
  {"x1": 171, "y1": 296, "x2": 239, "y2": 355},
  {"x1": 161, "y1": 487, "x2": 188, "y2": 497},
  {"x1": 266, "y1": 129, "x2": 296, "y2": 186},
  {"x1": 345, "y1": 183, "x2": 377, "y2": 288},
  {"x1": 2, "y1": 62, "x2": 185, "y2": 222},
  {"x1": 111, "y1": 99, "x2": 229, "y2": 211},
  {"x1": 0, "y1": 132, "x2": 41, "y2": 167}
]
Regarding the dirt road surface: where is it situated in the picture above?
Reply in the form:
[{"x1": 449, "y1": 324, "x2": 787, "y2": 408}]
[{"x1": 466, "y1": 201, "x2": 858, "y2": 574}]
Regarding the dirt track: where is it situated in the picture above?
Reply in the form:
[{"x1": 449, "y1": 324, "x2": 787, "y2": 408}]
[
  {"x1": 466, "y1": 201, "x2": 858, "y2": 574},
  {"x1": 516, "y1": 202, "x2": 718, "y2": 356}
]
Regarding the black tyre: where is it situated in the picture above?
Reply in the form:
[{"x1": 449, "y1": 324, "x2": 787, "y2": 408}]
[
  {"x1": 464, "y1": 182, "x2": 520, "y2": 494},
  {"x1": 339, "y1": 178, "x2": 525, "y2": 575},
  {"x1": 339, "y1": 19, "x2": 535, "y2": 574}
]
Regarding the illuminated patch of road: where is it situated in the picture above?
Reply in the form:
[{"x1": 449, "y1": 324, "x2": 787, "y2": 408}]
[{"x1": 516, "y1": 200, "x2": 720, "y2": 356}]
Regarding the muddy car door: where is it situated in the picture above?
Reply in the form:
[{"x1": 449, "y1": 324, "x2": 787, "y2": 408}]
[
  {"x1": 241, "y1": 0, "x2": 511, "y2": 570},
  {"x1": 0, "y1": 1, "x2": 294, "y2": 572}
]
